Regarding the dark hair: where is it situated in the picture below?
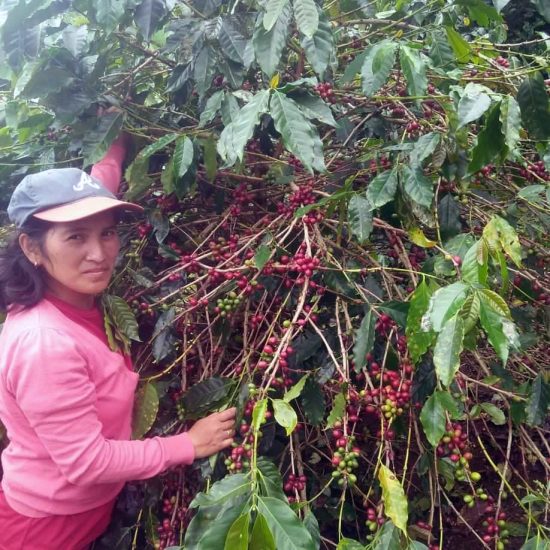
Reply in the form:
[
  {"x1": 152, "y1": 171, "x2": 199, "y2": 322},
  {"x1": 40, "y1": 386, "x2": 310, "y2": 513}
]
[{"x1": 0, "y1": 218, "x2": 53, "y2": 311}]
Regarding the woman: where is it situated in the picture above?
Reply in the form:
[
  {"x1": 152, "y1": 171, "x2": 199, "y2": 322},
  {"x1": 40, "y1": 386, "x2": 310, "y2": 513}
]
[{"x1": 0, "y1": 133, "x2": 236, "y2": 549}]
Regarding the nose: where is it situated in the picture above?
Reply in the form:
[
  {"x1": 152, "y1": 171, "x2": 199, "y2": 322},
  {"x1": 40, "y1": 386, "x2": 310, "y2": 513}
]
[{"x1": 85, "y1": 238, "x2": 108, "y2": 263}]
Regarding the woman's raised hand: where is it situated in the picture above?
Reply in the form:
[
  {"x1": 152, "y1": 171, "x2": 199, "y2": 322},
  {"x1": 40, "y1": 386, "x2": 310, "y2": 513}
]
[{"x1": 186, "y1": 407, "x2": 237, "y2": 459}]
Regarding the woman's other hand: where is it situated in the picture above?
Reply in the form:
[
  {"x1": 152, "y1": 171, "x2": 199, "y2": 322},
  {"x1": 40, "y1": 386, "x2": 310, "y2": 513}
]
[{"x1": 186, "y1": 407, "x2": 236, "y2": 459}]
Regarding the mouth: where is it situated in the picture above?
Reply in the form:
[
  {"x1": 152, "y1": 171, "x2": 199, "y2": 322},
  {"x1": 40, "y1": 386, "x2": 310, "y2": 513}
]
[{"x1": 83, "y1": 268, "x2": 109, "y2": 275}]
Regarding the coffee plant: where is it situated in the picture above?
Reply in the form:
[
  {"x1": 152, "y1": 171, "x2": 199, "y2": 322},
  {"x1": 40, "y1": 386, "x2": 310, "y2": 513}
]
[{"x1": 0, "y1": 0, "x2": 549, "y2": 549}]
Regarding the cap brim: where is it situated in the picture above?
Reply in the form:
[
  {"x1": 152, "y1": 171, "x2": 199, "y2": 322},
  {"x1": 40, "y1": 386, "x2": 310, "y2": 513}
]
[{"x1": 32, "y1": 196, "x2": 144, "y2": 223}]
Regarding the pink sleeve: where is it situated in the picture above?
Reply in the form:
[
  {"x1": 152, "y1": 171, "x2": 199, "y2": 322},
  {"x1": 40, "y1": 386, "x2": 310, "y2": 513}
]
[
  {"x1": 10, "y1": 329, "x2": 194, "y2": 487},
  {"x1": 90, "y1": 133, "x2": 129, "y2": 194}
]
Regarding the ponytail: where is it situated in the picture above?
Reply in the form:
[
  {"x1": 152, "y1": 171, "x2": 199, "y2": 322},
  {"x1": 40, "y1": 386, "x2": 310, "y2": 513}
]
[{"x1": 0, "y1": 218, "x2": 52, "y2": 311}]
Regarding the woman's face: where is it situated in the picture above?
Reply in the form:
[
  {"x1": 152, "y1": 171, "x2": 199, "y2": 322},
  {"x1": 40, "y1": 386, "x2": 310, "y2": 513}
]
[{"x1": 32, "y1": 211, "x2": 120, "y2": 309}]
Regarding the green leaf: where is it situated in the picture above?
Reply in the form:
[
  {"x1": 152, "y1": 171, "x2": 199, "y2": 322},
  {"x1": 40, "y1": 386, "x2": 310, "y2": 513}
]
[
  {"x1": 284, "y1": 374, "x2": 309, "y2": 402},
  {"x1": 438, "y1": 194, "x2": 462, "y2": 240},
  {"x1": 124, "y1": 156, "x2": 152, "y2": 201},
  {"x1": 459, "y1": 291, "x2": 480, "y2": 334},
  {"x1": 480, "y1": 403, "x2": 506, "y2": 425},
  {"x1": 366, "y1": 167, "x2": 399, "y2": 209},
  {"x1": 139, "y1": 133, "x2": 179, "y2": 158},
  {"x1": 499, "y1": 95, "x2": 521, "y2": 156},
  {"x1": 410, "y1": 132, "x2": 441, "y2": 168},
  {"x1": 492, "y1": 0, "x2": 511, "y2": 12},
  {"x1": 252, "y1": 398, "x2": 268, "y2": 431},
  {"x1": 400, "y1": 45, "x2": 427, "y2": 96},
  {"x1": 521, "y1": 535, "x2": 550, "y2": 550},
  {"x1": 290, "y1": 91, "x2": 337, "y2": 127},
  {"x1": 327, "y1": 392, "x2": 346, "y2": 427},
  {"x1": 457, "y1": 83, "x2": 492, "y2": 129},
  {"x1": 526, "y1": 373, "x2": 550, "y2": 426},
  {"x1": 406, "y1": 280, "x2": 436, "y2": 364},
  {"x1": 361, "y1": 40, "x2": 398, "y2": 96},
  {"x1": 102, "y1": 294, "x2": 141, "y2": 343},
  {"x1": 378, "y1": 465, "x2": 408, "y2": 535},
  {"x1": 301, "y1": 9, "x2": 335, "y2": 77},
  {"x1": 434, "y1": 315, "x2": 464, "y2": 387},
  {"x1": 94, "y1": 0, "x2": 125, "y2": 34},
  {"x1": 425, "y1": 282, "x2": 469, "y2": 332},
  {"x1": 348, "y1": 194, "x2": 373, "y2": 244},
  {"x1": 517, "y1": 73, "x2": 550, "y2": 141},
  {"x1": 81, "y1": 111, "x2": 124, "y2": 167},
  {"x1": 478, "y1": 288, "x2": 511, "y2": 318},
  {"x1": 461, "y1": 240, "x2": 488, "y2": 286},
  {"x1": 199, "y1": 90, "x2": 225, "y2": 127},
  {"x1": 194, "y1": 45, "x2": 218, "y2": 99},
  {"x1": 272, "y1": 399, "x2": 298, "y2": 435},
  {"x1": 191, "y1": 474, "x2": 251, "y2": 508},
  {"x1": 263, "y1": 0, "x2": 290, "y2": 31},
  {"x1": 134, "y1": 0, "x2": 167, "y2": 41},
  {"x1": 483, "y1": 215, "x2": 522, "y2": 268},
  {"x1": 352, "y1": 308, "x2": 376, "y2": 371},
  {"x1": 402, "y1": 166, "x2": 434, "y2": 207},
  {"x1": 303, "y1": 511, "x2": 320, "y2": 549},
  {"x1": 250, "y1": 513, "x2": 276, "y2": 550},
  {"x1": 445, "y1": 26, "x2": 471, "y2": 62},
  {"x1": 167, "y1": 61, "x2": 193, "y2": 93},
  {"x1": 337, "y1": 539, "x2": 366, "y2": 550},
  {"x1": 429, "y1": 31, "x2": 456, "y2": 68},
  {"x1": 181, "y1": 377, "x2": 235, "y2": 417},
  {"x1": 340, "y1": 50, "x2": 368, "y2": 84},
  {"x1": 188, "y1": 497, "x2": 249, "y2": 550},
  {"x1": 224, "y1": 513, "x2": 250, "y2": 550},
  {"x1": 132, "y1": 383, "x2": 159, "y2": 439},
  {"x1": 257, "y1": 457, "x2": 288, "y2": 501},
  {"x1": 254, "y1": 244, "x2": 272, "y2": 270},
  {"x1": 373, "y1": 522, "x2": 401, "y2": 550},
  {"x1": 270, "y1": 91, "x2": 325, "y2": 173},
  {"x1": 420, "y1": 390, "x2": 460, "y2": 446},
  {"x1": 257, "y1": 496, "x2": 315, "y2": 550},
  {"x1": 293, "y1": 0, "x2": 319, "y2": 38},
  {"x1": 254, "y1": 5, "x2": 291, "y2": 77},
  {"x1": 478, "y1": 298, "x2": 515, "y2": 364},
  {"x1": 218, "y1": 19, "x2": 251, "y2": 67},
  {"x1": 531, "y1": 0, "x2": 550, "y2": 21},
  {"x1": 301, "y1": 378, "x2": 325, "y2": 426},
  {"x1": 173, "y1": 136, "x2": 194, "y2": 178},
  {"x1": 217, "y1": 90, "x2": 270, "y2": 166},
  {"x1": 469, "y1": 102, "x2": 506, "y2": 174}
]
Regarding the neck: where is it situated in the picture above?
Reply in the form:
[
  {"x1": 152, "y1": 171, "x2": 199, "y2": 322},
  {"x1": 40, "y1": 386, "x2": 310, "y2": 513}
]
[{"x1": 45, "y1": 282, "x2": 95, "y2": 310}]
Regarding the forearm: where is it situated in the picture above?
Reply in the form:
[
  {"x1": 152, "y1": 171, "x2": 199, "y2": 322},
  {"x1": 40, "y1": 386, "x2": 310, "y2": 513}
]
[{"x1": 90, "y1": 133, "x2": 129, "y2": 194}]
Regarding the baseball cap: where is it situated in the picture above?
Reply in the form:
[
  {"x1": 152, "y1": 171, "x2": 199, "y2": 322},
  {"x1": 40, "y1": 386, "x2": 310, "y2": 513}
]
[{"x1": 7, "y1": 168, "x2": 143, "y2": 227}]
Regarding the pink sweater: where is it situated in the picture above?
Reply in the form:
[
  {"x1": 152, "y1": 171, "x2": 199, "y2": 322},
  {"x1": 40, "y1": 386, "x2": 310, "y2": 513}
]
[{"x1": 0, "y1": 137, "x2": 195, "y2": 518}]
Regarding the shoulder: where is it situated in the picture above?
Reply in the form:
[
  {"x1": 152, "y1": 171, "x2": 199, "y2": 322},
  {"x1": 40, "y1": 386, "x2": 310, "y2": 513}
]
[{"x1": 3, "y1": 300, "x2": 69, "y2": 337}]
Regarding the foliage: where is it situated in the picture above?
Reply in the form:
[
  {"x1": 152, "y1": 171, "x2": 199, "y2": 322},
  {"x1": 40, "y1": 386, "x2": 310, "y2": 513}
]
[{"x1": 0, "y1": 0, "x2": 549, "y2": 549}]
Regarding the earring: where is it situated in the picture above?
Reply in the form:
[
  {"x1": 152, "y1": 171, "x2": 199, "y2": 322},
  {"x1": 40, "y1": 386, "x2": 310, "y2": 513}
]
[{"x1": 33, "y1": 261, "x2": 39, "y2": 268}]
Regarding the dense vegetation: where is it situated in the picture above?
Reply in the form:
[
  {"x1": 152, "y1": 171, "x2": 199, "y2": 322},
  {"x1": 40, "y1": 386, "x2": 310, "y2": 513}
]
[{"x1": 0, "y1": 0, "x2": 549, "y2": 548}]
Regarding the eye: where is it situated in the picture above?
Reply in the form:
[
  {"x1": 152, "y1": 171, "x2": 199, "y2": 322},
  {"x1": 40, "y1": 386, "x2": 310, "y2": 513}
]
[
  {"x1": 102, "y1": 228, "x2": 119, "y2": 238},
  {"x1": 67, "y1": 234, "x2": 83, "y2": 241}
]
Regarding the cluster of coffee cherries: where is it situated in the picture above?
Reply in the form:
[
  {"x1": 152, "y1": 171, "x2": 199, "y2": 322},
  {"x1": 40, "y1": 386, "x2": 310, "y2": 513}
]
[
  {"x1": 136, "y1": 223, "x2": 153, "y2": 238},
  {"x1": 406, "y1": 120, "x2": 421, "y2": 136},
  {"x1": 375, "y1": 313, "x2": 396, "y2": 335},
  {"x1": 495, "y1": 56, "x2": 510, "y2": 68},
  {"x1": 314, "y1": 81, "x2": 336, "y2": 103},
  {"x1": 208, "y1": 234, "x2": 240, "y2": 262},
  {"x1": 436, "y1": 423, "x2": 480, "y2": 483},
  {"x1": 153, "y1": 477, "x2": 194, "y2": 550},
  {"x1": 367, "y1": 155, "x2": 391, "y2": 176},
  {"x1": 519, "y1": 159, "x2": 549, "y2": 182},
  {"x1": 481, "y1": 504, "x2": 510, "y2": 549},
  {"x1": 365, "y1": 505, "x2": 385, "y2": 535},
  {"x1": 224, "y1": 441, "x2": 252, "y2": 472},
  {"x1": 213, "y1": 291, "x2": 242, "y2": 318},
  {"x1": 277, "y1": 179, "x2": 316, "y2": 217},
  {"x1": 330, "y1": 424, "x2": 360, "y2": 486},
  {"x1": 514, "y1": 276, "x2": 550, "y2": 305},
  {"x1": 284, "y1": 473, "x2": 307, "y2": 502}
]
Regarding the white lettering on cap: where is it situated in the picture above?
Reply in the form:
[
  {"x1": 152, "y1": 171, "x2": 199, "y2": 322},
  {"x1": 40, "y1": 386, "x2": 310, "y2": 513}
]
[{"x1": 73, "y1": 172, "x2": 101, "y2": 192}]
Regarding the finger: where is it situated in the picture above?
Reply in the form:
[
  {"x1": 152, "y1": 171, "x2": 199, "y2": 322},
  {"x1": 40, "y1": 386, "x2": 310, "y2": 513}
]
[
  {"x1": 219, "y1": 437, "x2": 233, "y2": 449},
  {"x1": 220, "y1": 419, "x2": 236, "y2": 430},
  {"x1": 221, "y1": 426, "x2": 235, "y2": 437},
  {"x1": 218, "y1": 407, "x2": 237, "y2": 420}
]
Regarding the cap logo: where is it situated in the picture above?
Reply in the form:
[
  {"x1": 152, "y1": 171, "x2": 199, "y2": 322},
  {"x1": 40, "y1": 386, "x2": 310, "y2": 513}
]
[{"x1": 73, "y1": 172, "x2": 101, "y2": 192}]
